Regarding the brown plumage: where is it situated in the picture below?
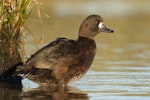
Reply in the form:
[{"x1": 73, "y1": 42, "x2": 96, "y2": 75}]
[{"x1": 15, "y1": 15, "x2": 114, "y2": 86}]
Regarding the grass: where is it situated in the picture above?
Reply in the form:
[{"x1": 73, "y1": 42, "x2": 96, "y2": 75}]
[
  {"x1": 0, "y1": 0, "x2": 33, "y2": 33},
  {"x1": 0, "y1": 0, "x2": 34, "y2": 75}
]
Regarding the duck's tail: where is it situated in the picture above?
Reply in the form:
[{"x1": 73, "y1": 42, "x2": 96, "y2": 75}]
[
  {"x1": 13, "y1": 64, "x2": 26, "y2": 77},
  {"x1": 0, "y1": 62, "x2": 23, "y2": 84}
]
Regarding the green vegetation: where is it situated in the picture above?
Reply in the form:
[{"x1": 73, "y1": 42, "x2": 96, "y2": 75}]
[{"x1": 0, "y1": 0, "x2": 33, "y2": 75}]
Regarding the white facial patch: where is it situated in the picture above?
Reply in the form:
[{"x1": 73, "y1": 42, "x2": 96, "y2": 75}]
[{"x1": 98, "y1": 22, "x2": 104, "y2": 29}]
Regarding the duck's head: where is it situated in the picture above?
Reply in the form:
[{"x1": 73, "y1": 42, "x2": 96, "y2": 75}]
[{"x1": 79, "y1": 15, "x2": 114, "y2": 38}]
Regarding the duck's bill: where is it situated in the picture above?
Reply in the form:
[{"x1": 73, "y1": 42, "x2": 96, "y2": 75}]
[{"x1": 98, "y1": 22, "x2": 114, "y2": 33}]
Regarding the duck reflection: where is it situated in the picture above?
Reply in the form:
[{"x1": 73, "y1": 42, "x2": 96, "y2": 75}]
[
  {"x1": 23, "y1": 86, "x2": 89, "y2": 100},
  {"x1": 0, "y1": 82, "x2": 22, "y2": 100},
  {"x1": 0, "y1": 82, "x2": 89, "y2": 100}
]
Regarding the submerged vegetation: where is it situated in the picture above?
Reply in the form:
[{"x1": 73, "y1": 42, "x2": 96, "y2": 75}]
[{"x1": 0, "y1": 0, "x2": 33, "y2": 76}]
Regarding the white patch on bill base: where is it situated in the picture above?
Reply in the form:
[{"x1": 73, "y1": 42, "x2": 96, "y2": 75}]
[{"x1": 98, "y1": 22, "x2": 104, "y2": 28}]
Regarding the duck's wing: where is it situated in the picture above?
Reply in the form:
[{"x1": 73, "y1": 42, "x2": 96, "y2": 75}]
[{"x1": 26, "y1": 38, "x2": 79, "y2": 69}]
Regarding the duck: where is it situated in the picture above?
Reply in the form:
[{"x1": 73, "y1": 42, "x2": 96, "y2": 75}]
[{"x1": 15, "y1": 15, "x2": 114, "y2": 86}]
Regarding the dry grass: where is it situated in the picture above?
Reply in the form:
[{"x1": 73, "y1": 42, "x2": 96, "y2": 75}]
[{"x1": 0, "y1": 0, "x2": 35, "y2": 74}]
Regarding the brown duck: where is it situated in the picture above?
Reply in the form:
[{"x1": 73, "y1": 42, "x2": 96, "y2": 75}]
[{"x1": 15, "y1": 15, "x2": 114, "y2": 86}]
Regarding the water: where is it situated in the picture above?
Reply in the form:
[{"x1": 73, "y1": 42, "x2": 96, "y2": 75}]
[{"x1": 1, "y1": 0, "x2": 150, "y2": 100}]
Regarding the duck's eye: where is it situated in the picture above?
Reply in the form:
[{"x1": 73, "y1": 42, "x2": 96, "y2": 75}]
[{"x1": 96, "y1": 20, "x2": 99, "y2": 25}]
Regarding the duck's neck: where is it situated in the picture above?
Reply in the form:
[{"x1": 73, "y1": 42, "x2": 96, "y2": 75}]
[
  {"x1": 77, "y1": 36, "x2": 95, "y2": 42},
  {"x1": 77, "y1": 36, "x2": 96, "y2": 50}
]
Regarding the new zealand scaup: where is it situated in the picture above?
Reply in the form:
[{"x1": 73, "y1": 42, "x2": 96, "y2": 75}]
[{"x1": 15, "y1": 15, "x2": 114, "y2": 86}]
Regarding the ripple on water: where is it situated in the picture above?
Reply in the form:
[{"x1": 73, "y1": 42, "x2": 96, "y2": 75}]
[{"x1": 71, "y1": 70, "x2": 150, "y2": 99}]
